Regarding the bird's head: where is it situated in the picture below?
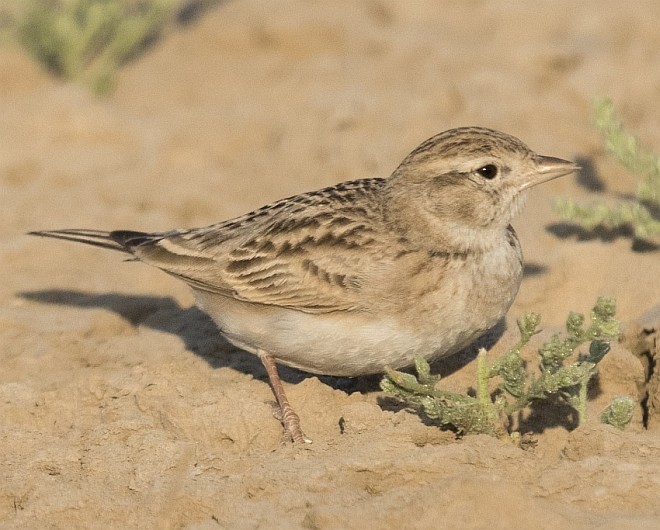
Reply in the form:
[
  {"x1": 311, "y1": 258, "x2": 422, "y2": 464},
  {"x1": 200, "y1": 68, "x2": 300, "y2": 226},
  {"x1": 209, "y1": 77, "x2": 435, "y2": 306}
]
[{"x1": 385, "y1": 127, "x2": 578, "y2": 251}]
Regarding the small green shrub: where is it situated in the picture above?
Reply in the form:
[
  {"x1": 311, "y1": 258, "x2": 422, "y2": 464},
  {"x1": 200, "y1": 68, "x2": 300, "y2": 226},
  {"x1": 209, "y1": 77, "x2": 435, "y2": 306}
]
[
  {"x1": 18, "y1": 0, "x2": 176, "y2": 94},
  {"x1": 600, "y1": 396, "x2": 636, "y2": 430},
  {"x1": 554, "y1": 98, "x2": 660, "y2": 242},
  {"x1": 381, "y1": 297, "x2": 623, "y2": 438}
]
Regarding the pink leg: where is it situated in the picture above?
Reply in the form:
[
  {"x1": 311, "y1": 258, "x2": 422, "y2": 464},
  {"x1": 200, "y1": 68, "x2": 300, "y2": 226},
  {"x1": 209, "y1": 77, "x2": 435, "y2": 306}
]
[{"x1": 257, "y1": 349, "x2": 311, "y2": 444}]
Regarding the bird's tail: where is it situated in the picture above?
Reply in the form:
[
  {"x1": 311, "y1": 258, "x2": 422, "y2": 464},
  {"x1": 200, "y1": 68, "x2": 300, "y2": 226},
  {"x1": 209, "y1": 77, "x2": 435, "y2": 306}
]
[{"x1": 28, "y1": 229, "x2": 152, "y2": 254}]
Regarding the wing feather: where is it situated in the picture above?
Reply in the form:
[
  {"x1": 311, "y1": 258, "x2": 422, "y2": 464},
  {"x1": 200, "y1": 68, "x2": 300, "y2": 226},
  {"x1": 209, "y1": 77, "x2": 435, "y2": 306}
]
[{"x1": 130, "y1": 178, "x2": 394, "y2": 313}]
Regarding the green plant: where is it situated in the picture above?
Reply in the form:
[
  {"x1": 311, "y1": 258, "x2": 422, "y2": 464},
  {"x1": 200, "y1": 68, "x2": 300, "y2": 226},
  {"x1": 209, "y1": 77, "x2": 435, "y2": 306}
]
[
  {"x1": 600, "y1": 396, "x2": 636, "y2": 430},
  {"x1": 18, "y1": 0, "x2": 176, "y2": 94},
  {"x1": 381, "y1": 297, "x2": 621, "y2": 438},
  {"x1": 554, "y1": 97, "x2": 660, "y2": 242}
]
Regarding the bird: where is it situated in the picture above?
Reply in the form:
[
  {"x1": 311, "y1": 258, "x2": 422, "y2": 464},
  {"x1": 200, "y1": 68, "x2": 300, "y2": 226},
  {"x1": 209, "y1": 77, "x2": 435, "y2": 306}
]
[{"x1": 30, "y1": 127, "x2": 578, "y2": 444}]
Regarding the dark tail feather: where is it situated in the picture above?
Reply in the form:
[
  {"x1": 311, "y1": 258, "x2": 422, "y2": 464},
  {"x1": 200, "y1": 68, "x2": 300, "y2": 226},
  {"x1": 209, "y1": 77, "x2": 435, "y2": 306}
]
[{"x1": 27, "y1": 229, "x2": 150, "y2": 253}]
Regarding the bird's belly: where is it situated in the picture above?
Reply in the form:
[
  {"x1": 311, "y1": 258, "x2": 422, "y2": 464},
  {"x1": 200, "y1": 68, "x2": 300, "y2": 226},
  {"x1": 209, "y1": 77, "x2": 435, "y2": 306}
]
[{"x1": 194, "y1": 290, "x2": 497, "y2": 377}]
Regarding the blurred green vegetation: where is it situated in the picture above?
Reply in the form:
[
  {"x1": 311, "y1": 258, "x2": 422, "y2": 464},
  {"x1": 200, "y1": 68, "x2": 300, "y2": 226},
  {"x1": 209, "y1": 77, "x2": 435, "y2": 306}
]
[
  {"x1": 0, "y1": 0, "x2": 221, "y2": 95},
  {"x1": 554, "y1": 98, "x2": 660, "y2": 244}
]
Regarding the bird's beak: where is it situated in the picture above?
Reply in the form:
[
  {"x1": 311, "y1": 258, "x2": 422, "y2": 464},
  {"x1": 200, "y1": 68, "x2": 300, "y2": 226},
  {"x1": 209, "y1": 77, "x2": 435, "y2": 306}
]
[{"x1": 520, "y1": 156, "x2": 580, "y2": 191}]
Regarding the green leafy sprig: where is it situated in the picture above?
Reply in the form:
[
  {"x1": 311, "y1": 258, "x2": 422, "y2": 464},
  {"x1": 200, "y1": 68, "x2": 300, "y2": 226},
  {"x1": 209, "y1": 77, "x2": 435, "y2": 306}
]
[
  {"x1": 554, "y1": 98, "x2": 660, "y2": 241},
  {"x1": 382, "y1": 297, "x2": 624, "y2": 438}
]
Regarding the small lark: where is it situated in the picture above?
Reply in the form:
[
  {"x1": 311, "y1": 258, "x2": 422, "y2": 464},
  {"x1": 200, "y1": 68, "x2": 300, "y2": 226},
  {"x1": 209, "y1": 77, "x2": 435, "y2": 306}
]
[{"x1": 30, "y1": 127, "x2": 577, "y2": 443}]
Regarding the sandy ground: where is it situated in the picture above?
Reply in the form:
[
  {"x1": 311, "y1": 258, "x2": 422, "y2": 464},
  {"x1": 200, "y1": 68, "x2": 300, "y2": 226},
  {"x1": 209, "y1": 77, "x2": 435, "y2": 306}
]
[{"x1": 2, "y1": 1, "x2": 660, "y2": 528}]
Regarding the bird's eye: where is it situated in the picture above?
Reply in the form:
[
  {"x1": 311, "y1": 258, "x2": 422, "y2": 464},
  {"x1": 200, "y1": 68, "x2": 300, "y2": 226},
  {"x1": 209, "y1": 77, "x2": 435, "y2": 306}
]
[{"x1": 477, "y1": 164, "x2": 498, "y2": 180}]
